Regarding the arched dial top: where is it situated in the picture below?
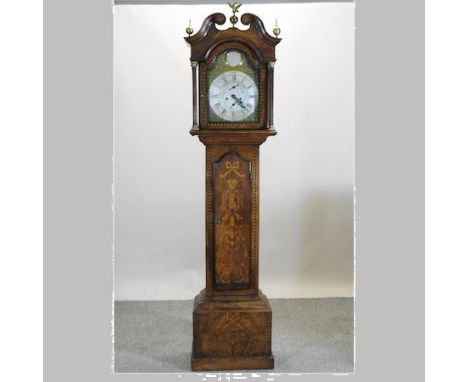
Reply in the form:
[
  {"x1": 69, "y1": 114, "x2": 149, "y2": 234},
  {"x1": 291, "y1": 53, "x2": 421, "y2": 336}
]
[{"x1": 207, "y1": 48, "x2": 259, "y2": 123}]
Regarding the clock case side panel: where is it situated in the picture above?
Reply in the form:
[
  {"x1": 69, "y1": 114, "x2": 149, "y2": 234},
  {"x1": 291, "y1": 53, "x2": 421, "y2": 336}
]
[
  {"x1": 205, "y1": 145, "x2": 259, "y2": 297},
  {"x1": 199, "y1": 42, "x2": 267, "y2": 130}
]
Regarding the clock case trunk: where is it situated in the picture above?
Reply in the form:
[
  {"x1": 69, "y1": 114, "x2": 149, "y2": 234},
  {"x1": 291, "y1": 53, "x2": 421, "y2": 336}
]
[{"x1": 185, "y1": 12, "x2": 280, "y2": 371}]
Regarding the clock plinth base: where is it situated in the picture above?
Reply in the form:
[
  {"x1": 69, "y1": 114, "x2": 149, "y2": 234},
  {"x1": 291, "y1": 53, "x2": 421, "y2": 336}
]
[
  {"x1": 191, "y1": 353, "x2": 274, "y2": 372},
  {"x1": 191, "y1": 289, "x2": 274, "y2": 371}
]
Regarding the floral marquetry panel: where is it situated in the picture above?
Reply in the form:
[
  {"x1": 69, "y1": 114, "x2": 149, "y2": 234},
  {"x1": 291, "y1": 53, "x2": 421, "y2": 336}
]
[
  {"x1": 206, "y1": 145, "x2": 259, "y2": 297},
  {"x1": 213, "y1": 151, "x2": 252, "y2": 289}
]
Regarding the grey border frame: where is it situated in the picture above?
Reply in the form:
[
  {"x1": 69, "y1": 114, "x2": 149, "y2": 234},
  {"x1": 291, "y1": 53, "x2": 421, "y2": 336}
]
[
  {"x1": 115, "y1": 1, "x2": 353, "y2": 5},
  {"x1": 44, "y1": 0, "x2": 424, "y2": 380}
]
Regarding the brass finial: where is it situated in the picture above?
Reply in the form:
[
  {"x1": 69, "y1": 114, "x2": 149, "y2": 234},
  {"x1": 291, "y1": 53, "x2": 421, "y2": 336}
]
[
  {"x1": 185, "y1": 19, "x2": 193, "y2": 36},
  {"x1": 228, "y1": 2, "x2": 242, "y2": 27},
  {"x1": 273, "y1": 18, "x2": 281, "y2": 37}
]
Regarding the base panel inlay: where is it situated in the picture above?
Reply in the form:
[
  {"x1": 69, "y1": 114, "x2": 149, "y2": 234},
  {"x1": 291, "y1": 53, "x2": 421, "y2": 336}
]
[{"x1": 191, "y1": 289, "x2": 274, "y2": 371}]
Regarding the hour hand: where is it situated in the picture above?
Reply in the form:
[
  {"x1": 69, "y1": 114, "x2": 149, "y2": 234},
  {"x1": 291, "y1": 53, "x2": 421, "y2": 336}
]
[{"x1": 231, "y1": 94, "x2": 246, "y2": 109}]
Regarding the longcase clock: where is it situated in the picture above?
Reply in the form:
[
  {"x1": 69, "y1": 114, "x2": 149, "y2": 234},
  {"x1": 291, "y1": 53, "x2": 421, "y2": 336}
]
[{"x1": 185, "y1": 3, "x2": 281, "y2": 371}]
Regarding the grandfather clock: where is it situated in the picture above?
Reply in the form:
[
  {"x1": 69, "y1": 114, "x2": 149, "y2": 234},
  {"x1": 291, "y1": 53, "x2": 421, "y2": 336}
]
[{"x1": 185, "y1": 3, "x2": 281, "y2": 371}]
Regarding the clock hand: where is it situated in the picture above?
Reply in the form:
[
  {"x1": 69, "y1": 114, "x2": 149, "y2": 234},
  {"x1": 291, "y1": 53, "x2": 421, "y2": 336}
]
[
  {"x1": 228, "y1": 84, "x2": 240, "y2": 91},
  {"x1": 231, "y1": 94, "x2": 246, "y2": 109}
]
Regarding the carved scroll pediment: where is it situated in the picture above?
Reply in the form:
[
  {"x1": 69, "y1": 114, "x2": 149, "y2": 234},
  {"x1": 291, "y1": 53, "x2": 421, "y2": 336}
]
[
  {"x1": 185, "y1": 12, "x2": 281, "y2": 62},
  {"x1": 184, "y1": 13, "x2": 226, "y2": 45}
]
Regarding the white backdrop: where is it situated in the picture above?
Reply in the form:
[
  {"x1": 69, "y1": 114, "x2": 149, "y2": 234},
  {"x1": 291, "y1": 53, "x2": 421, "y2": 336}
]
[{"x1": 114, "y1": 3, "x2": 354, "y2": 300}]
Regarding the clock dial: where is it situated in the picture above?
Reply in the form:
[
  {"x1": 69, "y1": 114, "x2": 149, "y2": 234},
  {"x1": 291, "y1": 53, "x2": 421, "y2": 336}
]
[{"x1": 209, "y1": 71, "x2": 258, "y2": 122}]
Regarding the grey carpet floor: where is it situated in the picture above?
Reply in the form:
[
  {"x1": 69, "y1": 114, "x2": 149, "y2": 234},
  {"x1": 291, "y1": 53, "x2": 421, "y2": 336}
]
[{"x1": 114, "y1": 298, "x2": 354, "y2": 374}]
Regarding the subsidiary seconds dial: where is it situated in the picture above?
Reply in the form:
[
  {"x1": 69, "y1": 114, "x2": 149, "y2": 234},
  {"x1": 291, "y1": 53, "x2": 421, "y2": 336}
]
[{"x1": 208, "y1": 70, "x2": 258, "y2": 122}]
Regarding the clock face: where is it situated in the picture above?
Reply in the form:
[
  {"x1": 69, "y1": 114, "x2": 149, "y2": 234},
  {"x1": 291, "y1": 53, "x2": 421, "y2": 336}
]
[{"x1": 209, "y1": 71, "x2": 259, "y2": 122}]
